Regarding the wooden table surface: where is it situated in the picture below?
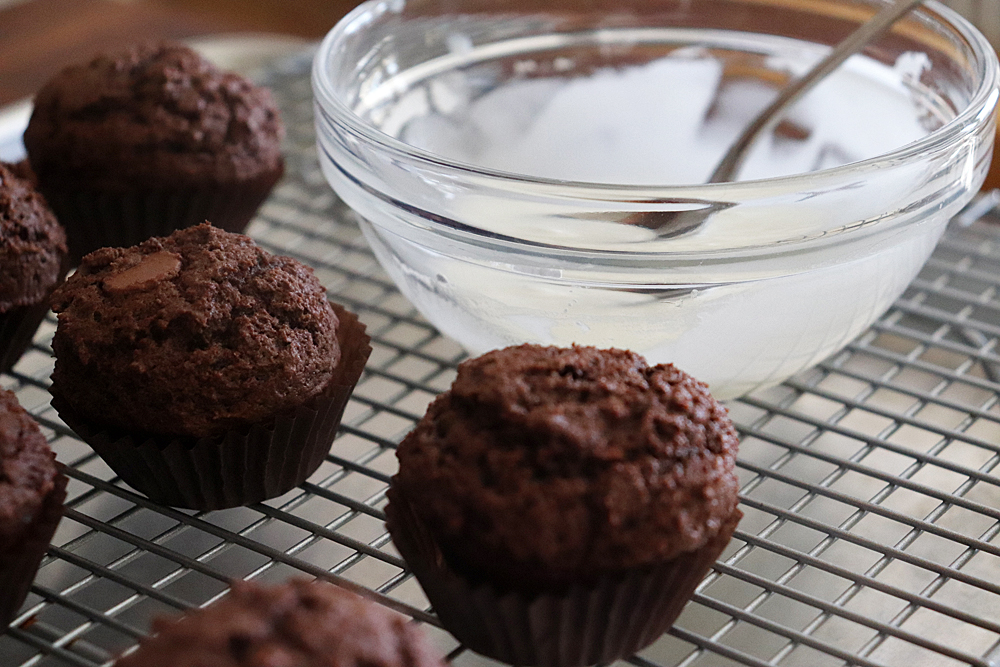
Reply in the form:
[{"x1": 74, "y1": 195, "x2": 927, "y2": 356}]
[
  {"x1": 0, "y1": 0, "x2": 358, "y2": 107},
  {"x1": 3, "y1": 0, "x2": 999, "y2": 190}
]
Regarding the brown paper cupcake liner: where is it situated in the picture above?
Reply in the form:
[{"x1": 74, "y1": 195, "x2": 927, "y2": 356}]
[
  {"x1": 386, "y1": 492, "x2": 741, "y2": 667},
  {"x1": 51, "y1": 303, "x2": 370, "y2": 511},
  {"x1": 41, "y1": 166, "x2": 283, "y2": 262},
  {"x1": 0, "y1": 471, "x2": 67, "y2": 628},
  {"x1": 0, "y1": 300, "x2": 51, "y2": 373},
  {"x1": 0, "y1": 257, "x2": 68, "y2": 373}
]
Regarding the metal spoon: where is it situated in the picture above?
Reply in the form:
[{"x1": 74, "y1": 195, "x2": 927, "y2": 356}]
[{"x1": 635, "y1": 0, "x2": 927, "y2": 237}]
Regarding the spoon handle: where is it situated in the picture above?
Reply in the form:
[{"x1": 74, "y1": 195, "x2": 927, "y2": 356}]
[{"x1": 709, "y1": 0, "x2": 927, "y2": 183}]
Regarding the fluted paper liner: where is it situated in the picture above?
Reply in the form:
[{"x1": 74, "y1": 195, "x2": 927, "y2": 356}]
[
  {"x1": 0, "y1": 257, "x2": 69, "y2": 373},
  {"x1": 0, "y1": 301, "x2": 51, "y2": 373},
  {"x1": 51, "y1": 303, "x2": 370, "y2": 511},
  {"x1": 387, "y1": 492, "x2": 741, "y2": 667},
  {"x1": 41, "y1": 166, "x2": 283, "y2": 262},
  {"x1": 0, "y1": 471, "x2": 67, "y2": 627}
]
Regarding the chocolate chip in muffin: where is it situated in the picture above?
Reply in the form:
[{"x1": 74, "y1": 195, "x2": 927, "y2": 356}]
[{"x1": 50, "y1": 222, "x2": 339, "y2": 439}]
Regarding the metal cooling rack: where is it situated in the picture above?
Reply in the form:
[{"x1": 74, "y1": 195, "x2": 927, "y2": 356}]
[{"x1": 3, "y1": 47, "x2": 1000, "y2": 667}]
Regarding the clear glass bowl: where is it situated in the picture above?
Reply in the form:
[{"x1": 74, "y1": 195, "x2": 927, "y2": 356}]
[{"x1": 312, "y1": 0, "x2": 1000, "y2": 399}]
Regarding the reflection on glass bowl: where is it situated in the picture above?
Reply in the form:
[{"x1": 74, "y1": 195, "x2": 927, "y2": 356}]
[{"x1": 313, "y1": 0, "x2": 999, "y2": 398}]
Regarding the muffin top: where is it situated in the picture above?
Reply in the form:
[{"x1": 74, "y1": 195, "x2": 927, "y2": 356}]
[
  {"x1": 0, "y1": 162, "x2": 67, "y2": 312},
  {"x1": 24, "y1": 41, "x2": 284, "y2": 190},
  {"x1": 391, "y1": 344, "x2": 741, "y2": 589},
  {"x1": 0, "y1": 389, "x2": 61, "y2": 550},
  {"x1": 50, "y1": 223, "x2": 340, "y2": 439},
  {"x1": 115, "y1": 579, "x2": 445, "y2": 667}
]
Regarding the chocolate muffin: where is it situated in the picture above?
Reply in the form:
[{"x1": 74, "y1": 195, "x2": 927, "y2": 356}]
[
  {"x1": 49, "y1": 223, "x2": 370, "y2": 509},
  {"x1": 387, "y1": 344, "x2": 742, "y2": 667},
  {"x1": 0, "y1": 389, "x2": 67, "y2": 627},
  {"x1": 24, "y1": 41, "x2": 285, "y2": 261},
  {"x1": 0, "y1": 161, "x2": 68, "y2": 372},
  {"x1": 114, "y1": 579, "x2": 445, "y2": 667}
]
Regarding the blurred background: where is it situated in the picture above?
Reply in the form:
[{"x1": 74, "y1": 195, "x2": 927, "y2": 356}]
[{"x1": 0, "y1": 0, "x2": 361, "y2": 106}]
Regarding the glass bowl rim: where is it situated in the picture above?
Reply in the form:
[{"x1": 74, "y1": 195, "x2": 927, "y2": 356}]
[{"x1": 311, "y1": 0, "x2": 1000, "y2": 195}]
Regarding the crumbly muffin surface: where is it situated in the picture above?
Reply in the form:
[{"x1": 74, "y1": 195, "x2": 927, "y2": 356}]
[
  {"x1": 50, "y1": 223, "x2": 340, "y2": 439},
  {"x1": 115, "y1": 579, "x2": 445, "y2": 667},
  {"x1": 391, "y1": 344, "x2": 741, "y2": 588},
  {"x1": 24, "y1": 41, "x2": 284, "y2": 190},
  {"x1": 0, "y1": 389, "x2": 60, "y2": 550},
  {"x1": 0, "y1": 162, "x2": 67, "y2": 311}
]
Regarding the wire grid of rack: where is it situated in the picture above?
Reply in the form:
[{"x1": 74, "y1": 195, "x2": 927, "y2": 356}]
[{"x1": 3, "y1": 48, "x2": 1000, "y2": 667}]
